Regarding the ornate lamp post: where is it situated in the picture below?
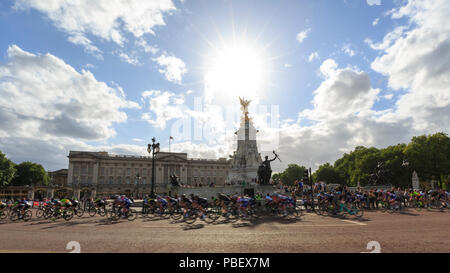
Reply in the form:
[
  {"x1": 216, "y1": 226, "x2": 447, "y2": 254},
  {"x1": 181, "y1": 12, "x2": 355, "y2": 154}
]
[{"x1": 147, "y1": 137, "x2": 160, "y2": 197}]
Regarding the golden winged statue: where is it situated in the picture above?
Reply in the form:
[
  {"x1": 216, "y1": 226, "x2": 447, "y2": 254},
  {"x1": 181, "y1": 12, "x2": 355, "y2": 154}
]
[
  {"x1": 239, "y1": 97, "x2": 251, "y2": 109},
  {"x1": 239, "y1": 97, "x2": 251, "y2": 121}
]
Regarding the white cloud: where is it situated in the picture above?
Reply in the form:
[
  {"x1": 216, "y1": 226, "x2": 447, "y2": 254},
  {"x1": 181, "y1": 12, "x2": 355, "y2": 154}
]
[
  {"x1": 370, "y1": 0, "x2": 450, "y2": 133},
  {"x1": 116, "y1": 51, "x2": 140, "y2": 66},
  {"x1": 319, "y1": 59, "x2": 338, "y2": 78},
  {"x1": 365, "y1": 26, "x2": 407, "y2": 50},
  {"x1": 0, "y1": 45, "x2": 139, "y2": 141},
  {"x1": 303, "y1": 59, "x2": 380, "y2": 121},
  {"x1": 383, "y1": 94, "x2": 394, "y2": 100},
  {"x1": 367, "y1": 0, "x2": 381, "y2": 6},
  {"x1": 342, "y1": 45, "x2": 356, "y2": 56},
  {"x1": 284, "y1": 63, "x2": 292, "y2": 68},
  {"x1": 132, "y1": 138, "x2": 145, "y2": 142},
  {"x1": 135, "y1": 38, "x2": 159, "y2": 55},
  {"x1": 67, "y1": 33, "x2": 103, "y2": 59},
  {"x1": 154, "y1": 53, "x2": 187, "y2": 84},
  {"x1": 296, "y1": 28, "x2": 311, "y2": 44},
  {"x1": 0, "y1": 136, "x2": 150, "y2": 171},
  {"x1": 0, "y1": 45, "x2": 142, "y2": 170},
  {"x1": 14, "y1": 0, "x2": 176, "y2": 54},
  {"x1": 308, "y1": 52, "x2": 319, "y2": 62},
  {"x1": 372, "y1": 17, "x2": 380, "y2": 26},
  {"x1": 141, "y1": 90, "x2": 186, "y2": 129}
]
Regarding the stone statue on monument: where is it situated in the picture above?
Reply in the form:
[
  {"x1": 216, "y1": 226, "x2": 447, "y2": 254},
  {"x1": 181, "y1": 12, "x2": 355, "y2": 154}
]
[{"x1": 257, "y1": 152, "x2": 279, "y2": 185}]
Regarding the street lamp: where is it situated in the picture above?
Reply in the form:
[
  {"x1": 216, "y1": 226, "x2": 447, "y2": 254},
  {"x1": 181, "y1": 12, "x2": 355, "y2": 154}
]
[{"x1": 147, "y1": 137, "x2": 160, "y2": 197}]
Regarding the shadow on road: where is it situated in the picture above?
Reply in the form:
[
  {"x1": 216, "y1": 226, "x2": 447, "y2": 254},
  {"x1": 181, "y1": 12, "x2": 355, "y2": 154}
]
[{"x1": 182, "y1": 224, "x2": 204, "y2": 230}]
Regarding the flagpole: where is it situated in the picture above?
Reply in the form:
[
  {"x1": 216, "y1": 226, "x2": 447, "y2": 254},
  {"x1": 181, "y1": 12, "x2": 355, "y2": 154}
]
[{"x1": 169, "y1": 137, "x2": 171, "y2": 153}]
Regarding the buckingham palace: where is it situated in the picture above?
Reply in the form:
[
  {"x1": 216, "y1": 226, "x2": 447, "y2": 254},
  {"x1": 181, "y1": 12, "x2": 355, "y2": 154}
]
[{"x1": 67, "y1": 151, "x2": 231, "y2": 197}]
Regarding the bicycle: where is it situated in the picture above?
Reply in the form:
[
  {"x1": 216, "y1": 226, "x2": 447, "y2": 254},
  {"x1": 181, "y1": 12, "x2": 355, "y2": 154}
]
[
  {"x1": 9, "y1": 208, "x2": 33, "y2": 222},
  {"x1": 88, "y1": 205, "x2": 107, "y2": 217},
  {"x1": 108, "y1": 206, "x2": 137, "y2": 221},
  {"x1": 45, "y1": 206, "x2": 74, "y2": 221},
  {"x1": 338, "y1": 202, "x2": 363, "y2": 218}
]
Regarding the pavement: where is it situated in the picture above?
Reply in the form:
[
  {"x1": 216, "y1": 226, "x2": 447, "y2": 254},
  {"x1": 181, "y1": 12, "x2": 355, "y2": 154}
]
[{"x1": 0, "y1": 208, "x2": 449, "y2": 253}]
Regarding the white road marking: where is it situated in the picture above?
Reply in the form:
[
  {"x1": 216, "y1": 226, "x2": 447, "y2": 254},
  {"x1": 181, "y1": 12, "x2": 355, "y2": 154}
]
[{"x1": 340, "y1": 219, "x2": 367, "y2": 226}]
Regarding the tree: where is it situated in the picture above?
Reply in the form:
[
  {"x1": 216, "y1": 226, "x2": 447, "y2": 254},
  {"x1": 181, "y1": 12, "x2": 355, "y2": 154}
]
[
  {"x1": 11, "y1": 162, "x2": 49, "y2": 186},
  {"x1": 0, "y1": 151, "x2": 16, "y2": 187},
  {"x1": 313, "y1": 163, "x2": 344, "y2": 184},
  {"x1": 271, "y1": 173, "x2": 281, "y2": 184},
  {"x1": 279, "y1": 164, "x2": 307, "y2": 186},
  {"x1": 404, "y1": 132, "x2": 450, "y2": 188}
]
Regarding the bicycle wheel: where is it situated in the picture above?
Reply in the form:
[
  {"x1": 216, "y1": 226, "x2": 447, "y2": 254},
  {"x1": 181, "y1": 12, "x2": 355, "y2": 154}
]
[
  {"x1": 98, "y1": 208, "x2": 106, "y2": 217},
  {"x1": 108, "y1": 209, "x2": 119, "y2": 221},
  {"x1": 170, "y1": 208, "x2": 183, "y2": 221},
  {"x1": 315, "y1": 204, "x2": 323, "y2": 215},
  {"x1": 354, "y1": 207, "x2": 364, "y2": 218},
  {"x1": 76, "y1": 208, "x2": 85, "y2": 217},
  {"x1": 88, "y1": 207, "x2": 97, "y2": 217},
  {"x1": 35, "y1": 208, "x2": 44, "y2": 218},
  {"x1": 9, "y1": 210, "x2": 18, "y2": 221},
  {"x1": 23, "y1": 210, "x2": 32, "y2": 222},
  {"x1": 43, "y1": 209, "x2": 53, "y2": 219},
  {"x1": 0, "y1": 210, "x2": 6, "y2": 220},
  {"x1": 288, "y1": 207, "x2": 299, "y2": 219},
  {"x1": 203, "y1": 210, "x2": 216, "y2": 224},
  {"x1": 146, "y1": 208, "x2": 157, "y2": 219},
  {"x1": 414, "y1": 203, "x2": 422, "y2": 211},
  {"x1": 63, "y1": 209, "x2": 74, "y2": 221},
  {"x1": 184, "y1": 211, "x2": 197, "y2": 224},
  {"x1": 126, "y1": 209, "x2": 137, "y2": 221},
  {"x1": 161, "y1": 208, "x2": 171, "y2": 219}
]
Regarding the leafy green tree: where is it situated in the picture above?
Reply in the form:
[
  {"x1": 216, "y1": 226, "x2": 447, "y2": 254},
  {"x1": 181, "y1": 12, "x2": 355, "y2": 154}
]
[
  {"x1": 279, "y1": 164, "x2": 307, "y2": 186},
  {"x1": 378, "y1": 144, "x2": 409, "y2": 187},
  {"x1": 314, "y1": 163, "x2": 344, "y2": 184},
  {"x1": 11, "y1": 162, "x2": 49, "y2": 186},
  {"x1": 0, "y1": 151, "x2": 16, "y2": 187},
  {"x1": 404, "y1": 132, "x2": 450, "y2": 188},
  {"x1": 272, "y1": 173, "x2": 281, "y2": 183}
]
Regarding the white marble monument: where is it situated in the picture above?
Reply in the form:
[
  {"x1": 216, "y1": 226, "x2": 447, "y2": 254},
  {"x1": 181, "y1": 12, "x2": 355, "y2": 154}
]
[{"x1": 227, "y1": 98, "x2": 263, "y2": 185}]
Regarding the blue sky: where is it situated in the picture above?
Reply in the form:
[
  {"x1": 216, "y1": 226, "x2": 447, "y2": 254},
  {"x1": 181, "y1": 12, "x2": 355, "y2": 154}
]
[{"x1": 0, "y1": 0, "x2": 449, "y2": 172}]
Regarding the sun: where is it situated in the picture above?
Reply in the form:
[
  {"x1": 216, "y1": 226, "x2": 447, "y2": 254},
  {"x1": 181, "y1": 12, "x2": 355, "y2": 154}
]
[{"x1": 204, "y1": 43, "x2": 269, "y2": 102}]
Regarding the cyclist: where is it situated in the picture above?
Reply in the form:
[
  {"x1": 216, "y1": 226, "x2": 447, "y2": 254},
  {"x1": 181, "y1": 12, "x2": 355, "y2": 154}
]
[
  {"x1": 14, "y1": 198, "x2": 30, "y2": 219},
  {"x1": 94, "y1": 197, "x2": 105, "y2": 210},
  {"x1": 236, "y1": 195, "x2": 251, "y2": 217},
  {"x1": 111, "y1": 195, "x2": 123, "y2": 215},
  {"x1": 122, "y1": 196, "x2": 133, "y2": 217},
  {"x1": 60, "y1": 197, "x2": 72, "y2": 208},
  {"x1": 156, "y1": 195, "x2": 168, "y2": 214},
  {"x1": 217, "y1": 193, "x2": 231, "y2": 214},
  {"x1": 191, "y1": 194, "x2": 207, "y2": 220},
  {"x1": 179, "y1": 194, "x2": 193, "y2": 217}
]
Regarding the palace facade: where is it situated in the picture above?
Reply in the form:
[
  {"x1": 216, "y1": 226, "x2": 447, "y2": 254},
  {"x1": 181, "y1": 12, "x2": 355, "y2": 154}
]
[{"x1": 67, "y1": 151, "x2": 231, "y2": 196}]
